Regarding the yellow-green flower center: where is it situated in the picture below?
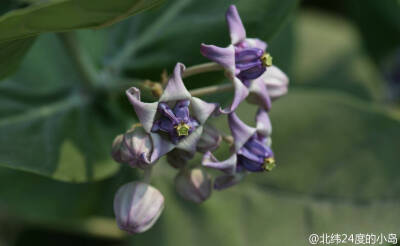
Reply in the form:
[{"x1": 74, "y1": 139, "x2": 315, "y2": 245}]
[
  {"x1": 175, "y1": 122, "x2": 190, "y2": 136},
  {"x1": 263, "y1": 157, "x2": 275, "y2": 172},
  {"x1": 261, "y1": 53, "x2": 273, "y2": 67}
]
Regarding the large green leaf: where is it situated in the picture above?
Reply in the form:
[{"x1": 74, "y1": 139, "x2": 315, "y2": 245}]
[
  {"x1": 344, "y1": 0, "x2": 400, "y2": 62},
  {"x1": 0, "y1": 0, "x2": 164, "y2": 79},
  {"x1": 0, "y1": 0, "x2": 164, "y2": 43},
  {"x1": 292, "y1": 11, "x2": 384, "y2": 102},
  {"x1": 0, "y1": 37, "x2": 36, "y2": 79},
  {"x1": 0, "y1": 34, "x2": 125, "y2": 182}
]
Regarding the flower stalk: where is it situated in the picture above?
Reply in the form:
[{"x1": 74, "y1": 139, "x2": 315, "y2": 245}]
[
  {"x1": 142, "y1": 167, "x2": 153, "y2": 183},
  {"x1": 182, "y1": 62, "x2": 223, "y2": 78},
  {"x1": 189, "y1": 83, "x2": 233, "y2": 97}
]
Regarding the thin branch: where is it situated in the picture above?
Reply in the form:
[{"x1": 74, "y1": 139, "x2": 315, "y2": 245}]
[
  {"x1": 182, "y1": 62, "x2": 223, "y2": 78},
  {"x1": 189, "y1": 83, "x2": 233, "y2": 97},
  {"x1": 142, "y1": 167, "x2": 153, "y2": 183}
]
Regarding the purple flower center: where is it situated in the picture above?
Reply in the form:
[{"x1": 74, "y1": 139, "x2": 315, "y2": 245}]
[
  {"x1": 151, "y1": 100, "x2": 199, "y2": 144},
  {"x1": 236, "y1": 133, "x2": 275, "y2": 172},
  {"x1": 235, "y1": 47, "x2": 272, "y2": 83}
]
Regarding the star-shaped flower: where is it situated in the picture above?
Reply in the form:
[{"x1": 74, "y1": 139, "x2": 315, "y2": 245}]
[
  {"x1": 202, "y1": 109, "x2": 275, "y2": 190},
  {"x1": 200, "y1": 5, "x2": 288, "y2": 113},
  {"x1": 126, "y1": 63, "x2": 217, "y2": 164}
]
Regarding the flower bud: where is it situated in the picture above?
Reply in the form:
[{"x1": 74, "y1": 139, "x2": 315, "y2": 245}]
[
  {"x1": 196, "y1": 124, "x2": 222, "y2": 153},
  {"x1": 175, "y1": 168, "x2": 212, "y2": 203},
  {"x1": 114, "y1": 181, "x2": 164, "y2": 234},
  {"x1": 166, "y1": 149, "x2": 194, "y2": 169},
  {"x1": 111, "y1": 126, "x2": 153, "y2": 168},
  {"x1": 111, "y1": 134, "x2": 124, "y2": 163},
  {"x1": 263, "y1": 65, "x2": 289, "y2": 100}
]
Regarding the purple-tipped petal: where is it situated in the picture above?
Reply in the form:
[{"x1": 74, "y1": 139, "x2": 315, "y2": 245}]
[
  {"x1": 237, "y1": 62, "x2": 266, "y2": 81},
  {"x1": 202, "y1": 152, "x2": 237, "y2": 174},
  {"x1": 256, "y1": 109, "x2": 272, "y2": 137},
  {"x1": 261, "y1": 65, "x2": 289, "y2": 100},
  {"x1": 220, "y1": 77, "x2": 249, "y2": 114},
  {"x1": 144, "y1": 133, "x2": 175, "y2": 164},
  {"x1": 235, "y1": 48, "x2": 264, "y2": 64},
  {"x1": 173, "y1": 100, "x2": 190, "y2": 122},
  {"x1": 158, "y1": 103, "x2": 180, "y2": 125},
  {"x1": 247, "y1": 79, "x2": 272, "y2": 111},
  {"x1": 244, "y1": 38, "x2": 267, "y2": 51},
  {"x1": 176, "y1": 125, "x2": 203, "y2": 153},
  {"x1": 126, "y1": 87, "x2": 159, "y2": 133},
  {"x1": 228, "y1": 112, "x2": 256, "y2": 151},
  {"x1": 226, "y1": 5, "x2": 246, "y2": 44},
  {"x1": 200, "y1": 44, "x2": 236, "y2": 74},
  {"x1": 190, "y1": 97, "x2": 217, "y2": 124},
  {"x1": 214, "y1": 172, "x2": 246, "y2": 190},
  {"x1": 159, "y1": 63, "x2": 191, "y2": 102}
]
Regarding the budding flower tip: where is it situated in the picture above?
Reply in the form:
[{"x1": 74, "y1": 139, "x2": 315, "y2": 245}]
[
  {"x1": 263, "y1": 157, "x2": 276, "y2": 172},
  {"x1": 261, "y1": 53, "x2": 273, "y2": 67}
]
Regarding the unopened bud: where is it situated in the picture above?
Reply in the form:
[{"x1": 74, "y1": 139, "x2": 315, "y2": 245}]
[
  {"x1": 263, "y1": 65, "x2": 289, "y2": 100},
  {"x1": 114, "y1": 182, "x2": 164, "y2": 234},
  {"x1": 196, "y1": 124, "x2": 222, "y2": 153},
  {"x1": 175, "y1": 168, "x2": 212, "y2": 203},
  {"x1": 111, "y1": 126, "x2": 153, "y2": 168},
  {"x1": 111, "y1": 134, "x2": 124, "y2": 163}
]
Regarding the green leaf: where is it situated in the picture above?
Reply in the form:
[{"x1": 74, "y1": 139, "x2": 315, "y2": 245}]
[
  {"x1": 0, "y1": 0, "x2": 164, "y2": 43},
  {"x1": 0, "y1": 0, "x2": 164, "y2": 79},
  {"x1": 0, "y1": 166, "x2": 126, "y2": 238},
  {"x1": 344, "y1": 0, "x2": 400, "y2": 62},
  {"x1": 0, "y1": 34, "x2": 124, "y2": 182},
  {"x1": 0, "y1": 37, "x2": 36, "y2": 79},
  {"x1": 292, "y1": 11, "x2": 385, "y2": 101}
]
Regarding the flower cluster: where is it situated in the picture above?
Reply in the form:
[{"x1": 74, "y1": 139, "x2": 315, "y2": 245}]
[{"x1": 111, "y1": 5, "x2": 289, "y2": 234}]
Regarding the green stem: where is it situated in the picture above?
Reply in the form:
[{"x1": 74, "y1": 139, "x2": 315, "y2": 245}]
[
  {"x1": 142, "y1": 167, "x2": 153, "y2": 183},
  {"x1": 189, "y1": 83, "x2": 233, "y2": 97},
  {"x1": 182, "y1": 62, "x2": 223, "y2": 78},
  {"x1": 58, "y1": 32, "x2": 98, "y2": 88},
  {"x1": 105, "y1": 62, "x2": 231, "y2": 97}
]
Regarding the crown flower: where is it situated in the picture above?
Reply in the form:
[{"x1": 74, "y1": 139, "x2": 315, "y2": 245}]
[
  {"x1": 202, "y1": 110, "x2": 275, "y2": 190},
  {"x1": 126, "y1": 63, "x2": 217, "y2": 164},
  {"x1": 200, "y1": 5, "x2": 288, "y2": 113}
]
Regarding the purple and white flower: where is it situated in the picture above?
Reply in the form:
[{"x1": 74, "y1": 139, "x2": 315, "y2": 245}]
[
  {"x1": 200, "y1": 5, "x2": 288, "y2": 113},
  {"x1": 202, "y1": 109, "x2": 275, "y2": 190},
  {"x1": 126, "y1": 63, "x2": 217, "y2": 164}
]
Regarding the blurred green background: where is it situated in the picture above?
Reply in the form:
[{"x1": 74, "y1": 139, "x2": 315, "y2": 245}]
[{"x1": 0, "y1": 0, "x2": 399, "y2": 245}]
